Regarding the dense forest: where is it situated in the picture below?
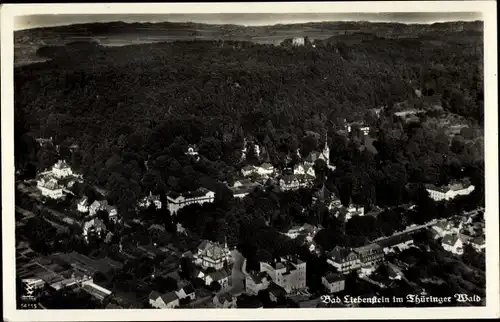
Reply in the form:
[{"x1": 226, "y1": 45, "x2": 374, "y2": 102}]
[{"x1": 15, "y1": 22, "x2": 484, "y2": 260}]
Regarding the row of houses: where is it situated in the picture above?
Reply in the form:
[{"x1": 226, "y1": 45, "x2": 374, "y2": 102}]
[
  {"x1": 149, "y1": 284, "x2": 196, "y2": 309},
  {"x1": 425, "y1": 181, "x2": 475, "y2": 202}
]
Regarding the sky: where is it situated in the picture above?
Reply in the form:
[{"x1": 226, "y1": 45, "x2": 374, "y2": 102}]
[{"x1": 15, "y1": 12, "x2": 483, "y2": 31}]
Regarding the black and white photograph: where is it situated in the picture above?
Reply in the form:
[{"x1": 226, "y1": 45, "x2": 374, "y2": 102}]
[{"x1": 2, "y1": 2, "x2": 498, "y2": 321}]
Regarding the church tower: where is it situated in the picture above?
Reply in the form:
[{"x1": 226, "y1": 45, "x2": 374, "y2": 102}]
[{"x1": 322, "y1": 132, "x2": 330, "y2": 165}]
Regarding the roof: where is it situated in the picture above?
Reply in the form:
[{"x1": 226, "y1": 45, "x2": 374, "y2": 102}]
[
  {"x1": 149, "y1": 290, "x2": 161, "y2": 300},
  {"x1": 260, "y1": 163, "x2": 274, "y2": 169},
  {"x1": 53, "y1": 160, "x2": 70, "y2": 169},
  {"x1": 324, "y1": 272, "x2": 345, "y2": 283},
  {"x1": 216, "y1": 292, "x2": 234, "y2": 303},
  {"x1": 160, "y1": 291, "x2": 179, "y2": 304},
  {"x1": 327, "y1": 246, "x2": 358, "y2": 262},
  {"x1": 472, "y1": 236, "x2": 485, "y2": 245},
  {"x1": 242, "y1": 165, "x2": 255, "y2": 171},
  {"x1": 375, "y1": 232, "x2": 414, "y2": 249},
  {"x1": 181, "y1": 284, "x2": 195, "y2": 294},
  {"x1": 442, "y1": 234, "x2": 461, "y2": 246},
  {"x1": 167, "y1": 188, "x2": 213, "y2": 200},
  {"x1": 209, "y1": 269, "x2": 229, "y2": 282},
  {"x1": 267, "y1": 282, "x2": 286, "y2": 297},
  {"x1": 354, "y1": 243, "x2": 382, "y2": 254},
  {"x1": 200, "y1": 242, "x2": 227, "y2": 260},
  {"x1": 248, "y1": 272, "x2": 270, "y2": 284},
  {"x1": 41, "y1": 178, "x2": 60, "y2": 190},
  {"x1": 105, "y1": 303, "x2": 123, "y2": 309},
  {"x1": 281, "y1": 175, "x2": 299, "y2": 184}
]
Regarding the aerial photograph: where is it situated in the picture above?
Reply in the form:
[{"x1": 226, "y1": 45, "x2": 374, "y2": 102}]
[{"x1": 13, "y1": 11, "x2": 486, "y2": 309}]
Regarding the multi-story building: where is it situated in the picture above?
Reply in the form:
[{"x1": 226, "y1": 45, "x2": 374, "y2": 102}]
[
  {"x1": 256, "y1": 163, "x2": 275, "y2": 176},
  {"x1": 149, "y1": 291, "x2": 179, "y2": 309},
  {"x1": 345, "y1": 205, "x2": 365, "y2": 221},
  {"x1": 77, "y1": 196, "x2": 89, "y2": 213},
  {"x1": 322, "y1": 272, "x2": 345, "y2": 293},
  {"x1": 354, "y1": 244, "x2": 384, "y2": 268},
  {"x1": 326, "y1": 246, "x2": 361, "y2": 274},
  {"x1": 37, "y1": 177, "x2": 64, "y2": 199},
  {"x1": 292, "y1": 37, "x2": 305, "y2": 46},
  {"x1": 137, "y1": 191, "x2": 162, "y2": 210},
  {"x1": 52, "y1": 160, "x2": 73, "y2": 179},
  {"x1": 166, "y1": 188, "x2": 215, "y2": 214},
  {"x1": 425, "y1": 182, "x2": 475, "y2": 201},
  {"x1": 259, "y1": 256, "x2": 306, "y2": 293},
  {"x1": 442, "y1": 234, "x2": 464, "y2": 255},
  {"x1": 196, "y1": 240, "x2": 230, "y2": 271}
]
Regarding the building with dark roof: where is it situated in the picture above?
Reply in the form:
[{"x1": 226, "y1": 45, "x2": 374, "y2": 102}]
[
  {"x1": 149, "y1": 290, "x2": 179, "y2": 309},
  {"x1": 322, "y1": 272, "x2": 345, "y2": 293},
  {"x1": 259, "y1": 256, "x2": 306, "y2": 293}
]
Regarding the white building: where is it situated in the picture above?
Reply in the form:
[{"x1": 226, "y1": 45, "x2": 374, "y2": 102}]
[
  {"x1": 259, "y1": 256, "x2": 307, "y2": 294},
  {"x1": 185, "y1": 146, "x2": 200, "y2": 162},
  {"x1": 196, "y1": 240, "x2": 230, "y2": 271},
  {"x1": 256, "y1": 163, "x2": 274, "y2": 176},
  {"x1": 292, "y1": 37, "x2": 305, "y2": 46},
  {"x1": 425, "y1": 183, "x2": 475, "y2": 201},
  {"x1": 322, "y1": 272, "x2": 345, "y2": 293},
  {"x1": 166, "y1": 188, "x2": 215, "y2": 214},
  {"x1": 241, "y1": 165, "x2": 256, "y2": 177},
  {"x1": 37, "y1": 178, "x2": 64, "y2": 199},
  {"x1": 52, "y1": 160, "x2": 74, "y2": 179},
  {"x1": 77, "y1": 196, "x2": 89, "y2": 213},
  {"x1": 149, "y1": 291, "x2": 179, "y2": 309},
  {"x1": 345, "y1": 205, "x2": 365, "y2": 221},
  {"x1": 293, "y1": 164, "x2": 315, "y2": 177},
  {"x1": 138, "y1": 192, "x2": 162, "y2": 210},
  {"x1": 83, "y1": 218, "x2": 106, "y2": 242},
  {"x1": 441, "y1": 234, "x2": 464, "y2": 255},
  {"x1": 470, "y1": 236, "x2": 485, "y2": 252}
]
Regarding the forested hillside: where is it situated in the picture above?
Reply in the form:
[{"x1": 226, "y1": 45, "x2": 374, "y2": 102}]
[{"x1": 15, "y1": 22, "x2": 484, "y2": 226}]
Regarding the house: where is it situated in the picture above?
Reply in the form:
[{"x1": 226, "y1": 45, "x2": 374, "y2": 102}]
[
  {"x1": 241, "y1": 165, "x2": 256, "y2": 177},
  {"x1": 354, "y1": 244, "x2": 384, "y2": 268},
  {"x1": 304, "y1": 136, "x2": 330, "y2": 166},
  {"x1": 229, "y1": 179, "x2": 261, "y2": 198},
  {"x1": 77, "y1": 196, "x2": 89, "y2": 213},
  {"x1": 203, "y1": 269, "x2": 230, "y2": 289},
  {"x1": 149, "y1": 291, "x2": 179, "y2": 309},
  {"x1": 425, "y1": 182, "x2": 475, "y2": 201},
  {"x1": 345, "y1": 122, "x2": 370, "y2": 136},
  {"x1": 81, "y1": 280, "x2": 112, "y2": 301},
  {"x1": 213, "y1": 292, "x2": 237, "y2": 308},
  {"x1": 138, "y1": 191, "x2": 162, "y2": 210},
  {"x1": 345, "y1": 205, "x2": 364, "y2": 221},
  {"x1": 259, "y1": 256, "x2": 306, "y2": 293},
  {"x1": 442, "y1": 234, "x2": 464, "y2": 255},
  {"x1": 37, "y1": 177, "x2": 64, "y2": 199},
  {"x1": 267, "y1": 282, "x2": 286, "y2": 303},
  {"x1": 326, "y1": 246, "x2": 361, "y2": 274},
  {"x1": 432, "y1": 220, "x2": 453, "y2": 238},
  {"x1": 292, "y1": 37, "x2": 305, "y2": 46},
  {"x1": 196, "y1": 240, "x2": 230, "y2": 270},
  {"x1": 89, "y1": 200, "x2": 109, "y2": 216},
  {"x1": 52, "y1": 160, "x2": 73, "y2": 179},
  {"x1": 175, "y1": 284, "x2": 196, "y2": 301},
  {"x1": 294, "y1": 164, "x2": 315, "y2": 177},
  {"x1": 387, "y1": 264, "x2": 403, "y2": 280},
  {"x1": 279, "y1": 175, "x2": 301, "y2": 191},
  {"x1": 245, "y1": 272, "x2": 271, "y2": 295},
  {"x1": 256, "y1": 163, "x2": 274, "y2": 176},
  {"x1": 375, "y1": 232, "x2": 415, "y2": 254},
  {"x1": 83, "y1": 218, "x2": 106, "y2": 241},
  {"x1": 105, "y1": 205, "x2": 119, "y2": 222},
  {"x1": 321, "y1": 272, "x2": 345, "y2": 293},
  {"x1": 470, "y1": 236, "x2": 485, "y2": 252},
  {"x1": 166, "y1": 188, "x2": 215, "y2": 214}
]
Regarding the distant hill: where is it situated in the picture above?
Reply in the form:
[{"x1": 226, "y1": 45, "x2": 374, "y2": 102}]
[{"x1": 14, "y1": 20, "x2": 483, "y2": 66}]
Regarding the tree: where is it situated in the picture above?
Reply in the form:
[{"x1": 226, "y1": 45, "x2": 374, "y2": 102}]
[{"x1": 210, "y1": 281, "x2": 222, "y2": 292}]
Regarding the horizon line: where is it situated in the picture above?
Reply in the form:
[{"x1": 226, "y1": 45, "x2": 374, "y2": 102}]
[{"x1": 14, "y1": 18, "x2": 483, "y2": 31}]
